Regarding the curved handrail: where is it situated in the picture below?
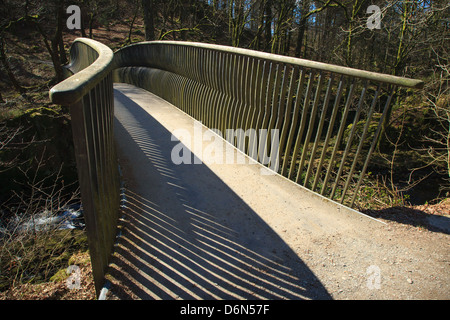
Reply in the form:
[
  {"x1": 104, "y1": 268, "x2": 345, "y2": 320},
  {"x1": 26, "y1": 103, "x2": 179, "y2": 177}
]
[
  {"x1": 50, "y1": 38, "x2": 114, "y2": 105},
  {"x1": 114, "y1": 40, "x2": 424, "y2": 89},
  {"x1": 113, "y1": 40, "x2": 424, "y2": 208}
]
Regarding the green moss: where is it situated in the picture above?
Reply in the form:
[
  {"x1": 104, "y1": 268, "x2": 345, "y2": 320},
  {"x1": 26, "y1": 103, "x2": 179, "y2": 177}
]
[
  {"x1": 49, "y1": 268, "x2": 69, "y2": 283},
  {"x1": 0, "y1": 229, "x2": 89, "y2": 291}
]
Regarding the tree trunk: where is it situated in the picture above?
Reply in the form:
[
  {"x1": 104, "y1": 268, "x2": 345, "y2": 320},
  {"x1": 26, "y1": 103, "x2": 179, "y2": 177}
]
[
  {"x1": 51, "y1": 0, "x2": 65, "y2": 82},
  {"x1": 393, "y1": 1, "x2": 409, "y2": 76},
  {"x1": 264, "y1": 0, "x2": 272, "y2": 51},
  {"x1": 127, "y1": 2, "x2": 139, "y2": 44},
  {"x1": 80, "y1": 13, "x2": 87, "y2": 37},
  {"x1": 256, "y1": 0, "x2": 266, "y2": 50},
  {"x1": 32, "y1": 17, "x2": 64, "y2": 83},
  {"x1": 295, "y1": 0, "x2": 310, "y2": 58},
  {"x1": 345, "y1": 0, "x2": 365, "y2": 68},
  {"x1": 379, "y1": 1, "x2": 411, "y2": 151},
  {"x1": 142, "y1": 0, "x2": 155, "y2": 41},
  {"x1": 58, "y1": 36, "x2": 67, "y2": 65},
  {"x1": 88, "y1": 13, "x2": 95, "y2": 38},
  {"x1": 0, "y1": 37, "x2": 25, "y2": 93}
]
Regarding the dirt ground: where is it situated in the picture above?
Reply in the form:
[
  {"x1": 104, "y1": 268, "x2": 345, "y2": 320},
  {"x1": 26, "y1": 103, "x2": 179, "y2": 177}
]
[
  {"x1": 1, "y1": 199, "x2": 447, "y2": 300},
  {"x1": 312, "y1": 200, "x2": 450, "y2": 299}
]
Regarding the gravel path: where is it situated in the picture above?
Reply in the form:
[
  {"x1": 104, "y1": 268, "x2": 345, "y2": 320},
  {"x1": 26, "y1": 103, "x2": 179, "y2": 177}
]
[{"x1": 104, "y1": 83, "x2": 449, "y2": 300}]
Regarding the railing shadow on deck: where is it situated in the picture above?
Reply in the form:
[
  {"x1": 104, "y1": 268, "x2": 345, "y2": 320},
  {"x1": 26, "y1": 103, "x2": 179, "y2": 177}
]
[{"x1": 105, "y1": 87, "x2": 332, "y2": 300}]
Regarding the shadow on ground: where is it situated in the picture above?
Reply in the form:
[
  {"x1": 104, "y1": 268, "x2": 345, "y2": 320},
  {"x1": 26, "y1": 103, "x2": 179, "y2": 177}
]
[
  {"x1": 362, "y1": 206, "x2": 450, "y2": 235},
  {"x1": 106, "y1": 87, "x2": 332, "y2": 300}
]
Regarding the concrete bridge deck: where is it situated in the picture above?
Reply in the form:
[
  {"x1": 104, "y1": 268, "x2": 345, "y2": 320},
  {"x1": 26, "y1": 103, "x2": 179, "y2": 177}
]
[{"x1": 103, "y1": 83, "x2": 445, "y2": 300}]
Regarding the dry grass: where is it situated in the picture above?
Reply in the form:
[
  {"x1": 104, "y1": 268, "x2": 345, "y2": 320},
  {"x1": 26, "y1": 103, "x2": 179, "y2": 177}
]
[{"x1": 0, "y1": 251, "x2": 96, "y2": 300}]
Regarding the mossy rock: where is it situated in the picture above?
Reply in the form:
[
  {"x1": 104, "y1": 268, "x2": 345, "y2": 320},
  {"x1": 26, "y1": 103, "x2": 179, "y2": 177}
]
[
  {"x1": 344, "y1": 113, "x2": 382, "y2": 149},
  {"x1": 68, "y1": 251, "x2": 91, "y2": 267},
  {"x1": 0, "y1": 228, "x2": 89, "y2": 291},
  {"x1": 50, "y1": 268, "x2": 69, "y2": 283}
]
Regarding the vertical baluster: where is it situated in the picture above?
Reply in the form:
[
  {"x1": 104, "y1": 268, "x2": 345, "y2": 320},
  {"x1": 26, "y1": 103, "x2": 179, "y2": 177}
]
[
  {"x1": 209, "y1": 50, "x2": 217, "y2": 129},
  {"x1": 225, "y1": 52, "x2": 234, "y2": 137},
  {"x1": 85, "y1": 89, "x2": 109, "y2": 272},
  {"x1": 203, "y1": 53, "x2": 212, "y2": 126},
  {"x1": 330, "y1": 80, "x2": 368, "y2": 200},
  {"x1": 304, "y1": 74, "x2": 335, "y2": 188},
  {"x1": 258, "y1": 62, "x2": 275, "y2": 163},
  {"x1": 270, "y1": 65, "x2": 294, "y2": 172},
  {"x1": 204, "y1": 48, "x2": 212, "y2": 127},
  {"x1": 248, "y1": 59, "x2": 264, "y2": 160},
  {"x1": 254, "y1": 60, "x2": 269, "y2": 149},
  {"x1": 104, "y1": 76, "x2": 117, "y2": 253},
  {"x1": 236, "y1": 56, "x2": 250, "y2": 152},
  {"x1": 206, "y1": 48, "x2": 214, "y2": 127},
  {"x1": 350, "y1": 86, "x2": 395, "y2": 207},
  {"x1": 170, "y1": 46, "x2": 179, "y2": 106},
  {"x1": 340, "y1": 83, "x2": 380, "y2": 203},
  {"x1": 281, "y1": 68, "x2": 305, "y2": 176},
  {"x1": 186, "y1": 47, "x2": 194, "y2": 117},
  {"x1": 217, "y1": 51, "x2": 227, "y2": 132},
  {"x1": 179, "y1": 46, "x2": 188, "y2": 113},
  {"x1": 227, "y1": 52, "x2": 237, "y2": 133},
  {"x1": 106, "y1": 73, "x2": 119, "y2": 206},
  {"x1": 70, "y1": 96, "x2": 102, "y2": 295},
  {"x1": 176, "y1": 47, "x2": 185, "y2": 109},
  {"x1": 276, "y1": 66, "x2": 299, "y2": 173},
  {"x1": 193, "y1": 48, "x2": 202, "y2": 120},
  {"x1": 288, "y1": 70, "x2": 315, "y2": 180},
  {"x1": 261, "y1": 63, "x2": 283, "y2": 165},
  {"x1": 219, "y1": 52, "x2": 229, "y2": 135},
  {"x1": 228, "y1": 54, "x2": 242, "y2": 135},
  {"x1": 275, "y1": 65, "x2": 290, "y2": 132},
  {"x1": 232, "y1": 53, "x2": 243, "y2": 147},
  {"x1": 209, "y1": 50, "x2": 219, "y2": 129},
  {"x1": 311, "y1": 75, "x2": 345, "y2": 192},
  {"x1": 96, "y1": 83, "x2": 112, "y2": 258},
  {"x1": 199, "y1": 47, "x2": 207, "y2": 123},
  {"x1": 295, "y1": 72, "x2": 324, "y2": 184},
  {"x1": 178, "y1": 46, "x2": 185, "y2": 109},
  {"x1": 215, "y1": 51, "x2": 225, "y2": 132},
  {"x1": 241, "y1": 57, "x2": 256, "y2": 154},
  {"x1": 203, "y1": 48, "x2": 213, "y2": 126},
  {"x1": 97, "y1": 80, "x2": 110, "y2": 241},
  {"x1": 321, "y1": 79, "x2": 356, "y2": 197},
  {"x1": 243, "y1": 58, "x2": 256, "y2": 131}
]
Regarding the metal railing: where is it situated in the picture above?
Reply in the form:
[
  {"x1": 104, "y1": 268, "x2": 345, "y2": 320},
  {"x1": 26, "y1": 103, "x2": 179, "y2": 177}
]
[
  {"x1": 113, "y1": 41, "x2": 423, "y2": 208},
  {"x1": 48, "y1": 38, "x2": 424, "y2": 294},
  {"x1": 50, "y1": 38, "x2": 120, "y2": 296}
]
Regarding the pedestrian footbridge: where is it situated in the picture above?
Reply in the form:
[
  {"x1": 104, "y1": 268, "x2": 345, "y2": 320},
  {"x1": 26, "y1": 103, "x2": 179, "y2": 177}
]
[{"x1": 49, "y1": 38, "x2": 423, "y2": 299}]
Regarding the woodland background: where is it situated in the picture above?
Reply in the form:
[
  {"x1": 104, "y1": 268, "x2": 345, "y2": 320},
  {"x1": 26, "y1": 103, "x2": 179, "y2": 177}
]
[{"x1": 0, "y1": 0, "x2": 448, "y2": 297}]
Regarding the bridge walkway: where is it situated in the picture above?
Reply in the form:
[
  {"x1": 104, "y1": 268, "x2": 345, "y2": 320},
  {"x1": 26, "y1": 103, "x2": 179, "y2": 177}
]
[{"x1": 104, "y1": 83, "x2": 386, "y2": 300}]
